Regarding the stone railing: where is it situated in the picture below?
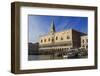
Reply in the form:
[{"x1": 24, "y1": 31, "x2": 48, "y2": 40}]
[{"x1": 39, "y1": 41, "x2": 72, "y2": 48}]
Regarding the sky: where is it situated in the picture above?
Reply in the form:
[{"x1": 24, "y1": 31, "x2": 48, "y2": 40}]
[{"x1": 28, "y1": 15, "x2": 88, "y2": 43}]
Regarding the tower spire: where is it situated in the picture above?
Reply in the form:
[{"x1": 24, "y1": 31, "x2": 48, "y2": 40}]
[{"x1": 50, "y1": 19, "x2": 55, "y2": 34}]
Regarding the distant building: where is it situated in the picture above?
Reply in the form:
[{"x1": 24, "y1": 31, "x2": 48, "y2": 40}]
[
  {"x1": 81, "y1": 35, "x2": 88, "y2": 49},
  {"x1": 28, "y1": 43, "x2": 39, "y2": 55},
  {"x1": 38, "y1": 20, "x2": 87, "y2": 53}
]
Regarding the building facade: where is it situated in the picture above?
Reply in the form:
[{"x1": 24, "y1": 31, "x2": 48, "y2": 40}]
[
  {"x1": 81, "y1": 35, "x2": 88, "y2": 49},
  {"x1": 38, "y1": 20, "x2": 87, "y2": 53}
]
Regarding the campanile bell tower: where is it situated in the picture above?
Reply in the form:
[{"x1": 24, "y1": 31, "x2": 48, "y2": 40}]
[{"x1": 50, "y1": 20, "x2": 56, "y2": 35}]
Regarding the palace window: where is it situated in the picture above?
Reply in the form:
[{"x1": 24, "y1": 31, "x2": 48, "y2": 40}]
[
  {"x1": 61, "y1": 37, "x2": 63, "y2": 40},
  {"x1": 67, "y1": 36, "x2": 70, "y2": 39},
  {"x1": 44, "y1": 39, "x2": 46, "y2": 42},
  {"x1": 41, "y1": 40, "x2": 43, "y2": 43},
  {"x1": 82, "y1": 40, "x2": 84, "y2": 43},
  {"x1": 86, "y1": 45, "x2": 88, "y2": 49},
  {"x1": 52, "y1": 38, "x2": 54, "y2": 42},
  {"x1": 48, "y1": 38, "x2": 50, "y2": 41},
  {"x1": 56, "y1": 36, "x2": 58, "y2": 40}
]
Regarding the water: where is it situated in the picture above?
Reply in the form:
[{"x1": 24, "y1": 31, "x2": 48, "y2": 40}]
[{"x1": 28, "y1": 55, "x2": 63, "y2": 61}]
